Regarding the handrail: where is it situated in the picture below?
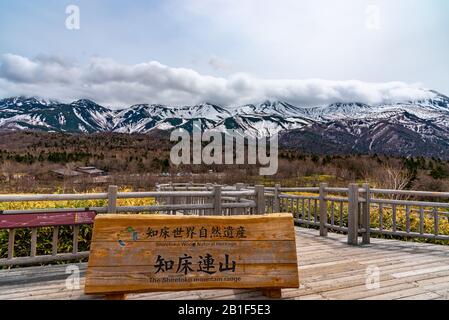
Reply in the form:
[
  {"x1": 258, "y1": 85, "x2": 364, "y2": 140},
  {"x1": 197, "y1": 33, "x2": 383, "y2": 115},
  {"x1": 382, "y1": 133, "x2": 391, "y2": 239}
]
[
  {"x1": 0, "y1": 190, "x2": 256, "y2": 202},
  {"x1": 118, "y1": 191, "x2": 213, "y2": 198},
  {"x1": 370, "y1": 198, "x2": 449, "y2": 208},
  {"x1": 279, "y1": 194, "x2": 320, "y2": 200},
  {"x1": 279, "y1": 187, "x2": 319, "y2": 192},
  {"x1": 0, "y1": 193, "x2": 108, "y2": 202},
  {"x1": 324, "y1": 187, "x2": 349, "y2": 193},
  {"x1": 371, "y1": 189, "x2": 449, "y2": 198},
  {"x1": 0, "y1": 207, "x2": 107, "y2": 215}
]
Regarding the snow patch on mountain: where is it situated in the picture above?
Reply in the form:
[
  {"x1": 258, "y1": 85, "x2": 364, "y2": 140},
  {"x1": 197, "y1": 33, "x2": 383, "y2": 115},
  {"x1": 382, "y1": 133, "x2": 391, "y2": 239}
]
[{"x1": 1, "y1": 91, "x2": 449, "y2": 146}]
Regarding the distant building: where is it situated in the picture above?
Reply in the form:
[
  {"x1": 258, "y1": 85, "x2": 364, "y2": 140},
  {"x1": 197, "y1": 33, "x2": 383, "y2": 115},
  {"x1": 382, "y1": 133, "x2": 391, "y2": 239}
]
[
  {"x1": 76, "y1": 166, "x2": 106, "y2": 176},
  {"x1": 92, "y1": 175, "x2": 111, "y2": 183},
  {"x1": 50, "y1": 166, "x2": 107, "y2": 181},
  {"x1": 51, "y1": 168, "x2": 83, "y2": 178}
]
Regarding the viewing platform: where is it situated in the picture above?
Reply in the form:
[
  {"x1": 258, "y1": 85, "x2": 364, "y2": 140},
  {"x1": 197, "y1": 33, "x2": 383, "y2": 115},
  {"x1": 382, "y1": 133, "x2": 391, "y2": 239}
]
[
  {"x1": 2, "y1": 183, "x2": 449, "y2": 300},
  {"x1": 2, "y1": 227, "x2": 449, "y2": 300}
]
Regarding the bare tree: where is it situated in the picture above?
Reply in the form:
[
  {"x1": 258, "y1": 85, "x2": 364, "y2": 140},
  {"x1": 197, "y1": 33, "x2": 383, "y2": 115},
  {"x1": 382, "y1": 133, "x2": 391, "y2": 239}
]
[{"x1": 370, "y1": 164, "x2": 413, "y2": 200}]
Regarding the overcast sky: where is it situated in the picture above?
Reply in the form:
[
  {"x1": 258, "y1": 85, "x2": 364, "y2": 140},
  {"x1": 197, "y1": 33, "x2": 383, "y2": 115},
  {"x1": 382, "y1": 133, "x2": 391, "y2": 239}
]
[{"x1": 0, "y1": 0, "x2": 448, "y2": 108}]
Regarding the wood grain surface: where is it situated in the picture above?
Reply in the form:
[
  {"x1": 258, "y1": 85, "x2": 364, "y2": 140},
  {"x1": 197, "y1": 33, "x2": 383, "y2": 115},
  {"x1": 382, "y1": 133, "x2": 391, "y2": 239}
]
[{"x1": 85, "y1": 213, "x2": 299, "y2": 295}]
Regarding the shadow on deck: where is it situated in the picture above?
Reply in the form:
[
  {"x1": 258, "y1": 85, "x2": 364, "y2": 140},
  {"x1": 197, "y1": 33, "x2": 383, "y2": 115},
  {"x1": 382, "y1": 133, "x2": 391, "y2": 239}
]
[{"x1": 2, "y1": 227, "x2": 449, "y2": 300}]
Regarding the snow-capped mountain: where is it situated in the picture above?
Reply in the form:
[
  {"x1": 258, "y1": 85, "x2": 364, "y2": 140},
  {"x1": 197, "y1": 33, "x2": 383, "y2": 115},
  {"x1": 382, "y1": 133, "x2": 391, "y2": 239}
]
[
  {"x1": 113, "y1": 103, "x2": 232, "y2": 133},
  {"x1": 234, "y1": 100, "x2": 311, "y2": 118},
  {"x1": 1, "y1": 90, "x2": 449, "y2": 157},
  {"x1": 0, "y1": 98, "x2": 114, "y2": 133},
  {"x1": 280, "y1": 110, "x2": 449, "y2": 158}
]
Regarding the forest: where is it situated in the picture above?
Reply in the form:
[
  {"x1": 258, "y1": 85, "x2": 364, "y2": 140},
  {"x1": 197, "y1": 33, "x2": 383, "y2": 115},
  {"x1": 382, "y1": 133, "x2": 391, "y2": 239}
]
[{"x1": 0, "y1": 131, "x2": 448, "y2": 193}]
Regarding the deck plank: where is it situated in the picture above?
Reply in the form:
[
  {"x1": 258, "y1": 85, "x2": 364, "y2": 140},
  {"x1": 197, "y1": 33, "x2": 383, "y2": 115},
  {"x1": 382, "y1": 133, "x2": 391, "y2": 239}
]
[{"x1": 2, "y1": 227, "x2": 449, "y2": 300}]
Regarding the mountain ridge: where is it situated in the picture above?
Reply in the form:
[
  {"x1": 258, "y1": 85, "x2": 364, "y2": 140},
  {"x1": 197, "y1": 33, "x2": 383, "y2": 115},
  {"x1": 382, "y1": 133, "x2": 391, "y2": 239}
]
[{"x1": 1, "y1": 90, "x2": 449, "y2": 158}]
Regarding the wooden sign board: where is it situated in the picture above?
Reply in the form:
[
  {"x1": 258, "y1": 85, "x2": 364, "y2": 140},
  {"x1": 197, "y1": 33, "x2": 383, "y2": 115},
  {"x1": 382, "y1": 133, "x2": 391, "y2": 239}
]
[
  {"x1": 0, "y1": 211, "x2": 96, "y2": 229},
  {"x1": 85, "y1": 213, "x2": 299, "y2": 298}
]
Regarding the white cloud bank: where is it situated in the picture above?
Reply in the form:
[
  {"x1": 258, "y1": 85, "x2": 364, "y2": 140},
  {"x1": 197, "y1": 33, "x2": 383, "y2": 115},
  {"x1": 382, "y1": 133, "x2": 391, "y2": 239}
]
[{"x1": 0, "y1": 53, "x2": 435, "y2": 109}]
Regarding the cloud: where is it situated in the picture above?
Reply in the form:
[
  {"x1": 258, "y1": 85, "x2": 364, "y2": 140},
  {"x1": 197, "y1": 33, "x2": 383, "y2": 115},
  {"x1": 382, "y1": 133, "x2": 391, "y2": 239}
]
[
  {"x1": 208, "y1": 56, "x2": 233, "y2": 72},
  {"x1": 0, "y1": 53, "x2": 80, "y2": 84},
  {"x1": 0, "y1": 53, "x2": 436, "y2": 109}
]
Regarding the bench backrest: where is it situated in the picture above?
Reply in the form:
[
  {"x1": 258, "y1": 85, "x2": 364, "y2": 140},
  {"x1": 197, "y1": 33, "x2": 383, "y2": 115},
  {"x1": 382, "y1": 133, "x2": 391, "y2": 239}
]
[{"x1": 0, "y1": 211, "x2": 97, "y2": 229}]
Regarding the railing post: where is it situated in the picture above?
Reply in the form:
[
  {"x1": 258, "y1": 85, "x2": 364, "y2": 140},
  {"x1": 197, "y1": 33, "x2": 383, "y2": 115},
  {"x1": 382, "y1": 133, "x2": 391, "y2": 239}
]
[
  {"x1": 319, "y1": 183, "x2": 328, "y2": 237},
  {"x1": 274, "y1": 184, "x2": 281, "y2": 212},
  {"x1": 8, "y1": 229, "x2": 15, "y2": 260},
  {"x1": 213, "y1": 185, "x2": 222, "y2": 216},
  {"x1": 206, "y1": 183, "x2": 213, "y2": 215},
  {"x1": 235, "y1": 183, "x2": 244, "y2": 215},
  {"x1": 362, "y1": 183, "x2": 371, "y2": 244},
  {"x1": 347, "y1": 183, "x2": 359, "y2": 245},
  {"x1": 107, "y1": 185, "x2": 118, "y2": 214},
  {"x1": 169, "y1": 183, "x2": 176, "y2": 215},
  {"x1": 255, "y1": 185, "x2": 265, "y2": 215}
]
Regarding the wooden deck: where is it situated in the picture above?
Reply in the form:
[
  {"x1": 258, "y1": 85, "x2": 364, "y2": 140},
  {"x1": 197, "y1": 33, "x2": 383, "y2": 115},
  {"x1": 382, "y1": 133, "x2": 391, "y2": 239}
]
[{"x1": 2, "y1": 227, "x2": 449, "y2": 300}]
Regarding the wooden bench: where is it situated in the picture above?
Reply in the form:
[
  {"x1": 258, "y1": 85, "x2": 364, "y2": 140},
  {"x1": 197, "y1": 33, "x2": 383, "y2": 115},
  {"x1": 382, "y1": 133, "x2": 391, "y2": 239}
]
[
  {"x1": 84, "y1": 213, "x2": 299, "y2": 299},
  {"x1": 0, "y1": 210, "x2": 97, "y2": 229}
]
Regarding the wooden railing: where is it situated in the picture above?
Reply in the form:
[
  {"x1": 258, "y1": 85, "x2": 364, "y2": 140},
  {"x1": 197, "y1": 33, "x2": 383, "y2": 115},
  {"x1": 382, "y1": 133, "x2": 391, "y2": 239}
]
[
  {"x1": 275, "y1": 183, "x2": 449, "y2": 245},
  {"x1": 2, "y1": 182, "x2": 449, "y2": 267},
  {"x1": 0, "y1": 184, "x2": 264, "y2": 267}
]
